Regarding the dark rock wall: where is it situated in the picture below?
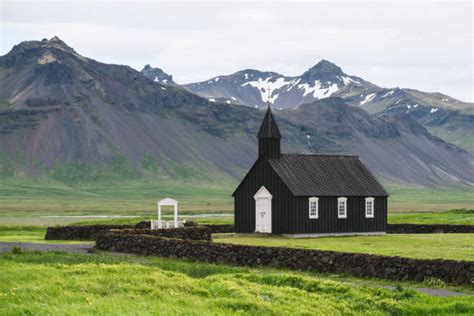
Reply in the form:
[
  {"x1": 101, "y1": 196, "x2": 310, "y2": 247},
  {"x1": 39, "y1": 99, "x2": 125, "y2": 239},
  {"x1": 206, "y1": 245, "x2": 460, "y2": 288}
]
[
  {"x1": 202, "y1": 224, "x2": 235, "y2": 233},
  {"x1": 45, "y1": 225, "x2": 211, "y2": 241},
  {"x1": 111, "y1": 228, "x2": 212, "y2": 241},
  {"x1": 45, "y1": 223, "x2": 474, "y2": 241},
  {"x1": 45, "y1": 225, "x2": 136, "y2": 240},
  {"x1": 95, "y1": 232, "x2": 474, "y2": 285},
  {"x1": 387, "y1": 224, "x2": 474, "y2": 234}
]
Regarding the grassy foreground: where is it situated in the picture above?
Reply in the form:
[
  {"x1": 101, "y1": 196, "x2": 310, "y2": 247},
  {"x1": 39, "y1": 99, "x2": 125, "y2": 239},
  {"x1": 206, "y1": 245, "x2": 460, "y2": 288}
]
[
  {"x1": 214, "y1": 233, "x2": 474, "y2": 261},
  {"x1": 1, "y1": 251, "x2": 473, "y2": 315}
]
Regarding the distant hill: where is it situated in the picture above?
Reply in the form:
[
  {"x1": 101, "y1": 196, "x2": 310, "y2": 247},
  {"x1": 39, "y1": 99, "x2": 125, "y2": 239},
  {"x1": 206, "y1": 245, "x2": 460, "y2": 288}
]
[
  {"x1": 0, "y1": 37, "x2": 473, "y2": 187},
  {"x1": 179, "y1": 60, "x2": 474, "y2": 155}
]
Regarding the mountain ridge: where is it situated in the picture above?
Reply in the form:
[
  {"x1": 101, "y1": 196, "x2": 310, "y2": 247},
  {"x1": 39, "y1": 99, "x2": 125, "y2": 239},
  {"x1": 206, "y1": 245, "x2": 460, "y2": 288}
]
[
  {"x1": 1, "y1": 37, "x2": 473, "y2": 187},
  {"x1": 174, "y1": 60, "x2": 474, "y2": 155}
]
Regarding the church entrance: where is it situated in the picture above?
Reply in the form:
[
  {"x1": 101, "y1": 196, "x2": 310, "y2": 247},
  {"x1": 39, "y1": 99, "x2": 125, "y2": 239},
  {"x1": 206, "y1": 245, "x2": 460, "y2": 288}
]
[{"x1": 254, "y1": 186, "x2": 272, "y2": 233}]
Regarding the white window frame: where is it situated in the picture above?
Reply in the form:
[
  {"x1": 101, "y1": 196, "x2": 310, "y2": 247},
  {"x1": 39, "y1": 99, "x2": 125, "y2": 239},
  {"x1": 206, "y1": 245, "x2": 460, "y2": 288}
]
[
  {"x1": 309, "y1": 197, "x2": 319, "y2": 219},
  {"x1": 337, "y1": 197, "x2": 347, "y2": 219},
  {"x1": 365, "y1": 197, "x2": 375, "y2": 218}
]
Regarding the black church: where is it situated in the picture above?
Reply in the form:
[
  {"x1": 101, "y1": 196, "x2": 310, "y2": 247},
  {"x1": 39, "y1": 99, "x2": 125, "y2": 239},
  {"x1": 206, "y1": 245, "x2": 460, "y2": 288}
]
[{"x1": 233, "y1": 106, "x2": 388, "y2": 236}]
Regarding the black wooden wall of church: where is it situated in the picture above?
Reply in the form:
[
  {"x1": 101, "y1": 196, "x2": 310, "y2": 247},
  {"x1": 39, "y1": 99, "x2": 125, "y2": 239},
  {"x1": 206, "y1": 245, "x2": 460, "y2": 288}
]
[
  {"x1": 234, "y1": 158, "x2": 388, "y2": 234},
  {"x1": 286, "y1": 196, "x2": 387, "y2": 234},
  {"x1": 234, "y1": 158, "x2": 295, "y2": 234}
]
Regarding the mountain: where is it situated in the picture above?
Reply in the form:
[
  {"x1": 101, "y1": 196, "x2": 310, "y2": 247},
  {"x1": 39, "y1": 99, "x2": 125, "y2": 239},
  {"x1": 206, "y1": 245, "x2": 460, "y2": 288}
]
[
  {"x1": 183, "y1": 60, "x2": 474, "y2": 155},
  {"x1": 367, "y1": 89, "x2": 474, "y2": 154},
  {"x1": 141, "y1": 64, "x2": 178, "y2": 86},
  {"x1": 278, "y1": 98, "x2": 474, "y2": 186},
  {"x1": 0, "y1": 37, "x2": 310, "y2": 182},
  {"x1": 183, "y1": 60, "x2": 378, "y2": 110},
  {"x1": 1, "y1": 37, "x2": 473, "y2": 187}
]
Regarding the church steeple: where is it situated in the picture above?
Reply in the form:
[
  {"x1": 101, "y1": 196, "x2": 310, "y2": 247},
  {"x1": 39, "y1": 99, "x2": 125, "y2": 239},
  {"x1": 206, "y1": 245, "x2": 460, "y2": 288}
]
[{"x1": 257, "y1": 104, "x2": 281, "y2": 159}]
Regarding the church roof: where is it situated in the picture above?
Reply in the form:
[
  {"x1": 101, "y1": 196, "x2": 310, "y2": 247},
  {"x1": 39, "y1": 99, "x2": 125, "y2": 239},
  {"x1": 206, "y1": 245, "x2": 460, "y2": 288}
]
[
  {"x1": 257, "y1": 105, "x2": 281, "y2": 139},
  {"x1": 267, "y1": 154, "x2": 388, "y2": 197}
]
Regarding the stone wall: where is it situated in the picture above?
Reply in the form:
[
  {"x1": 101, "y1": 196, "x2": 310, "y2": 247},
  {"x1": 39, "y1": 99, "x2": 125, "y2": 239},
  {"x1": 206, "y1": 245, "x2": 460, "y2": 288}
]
[
  {"x1": 387, "y1": 224, "x2": 474, "y2": 234},
  {"x1": 46, "y1": 222, "x2": 474, "y2": 241},
  {"x1": 95, "y1": 232, "x2": 474, "y2": 285},
  {"x1": 45, "y1": 225, "x2": 136, "y2": 241},
  {"x1": 45, "y1": 225, "x2": 211, "y2": 241},
  {"x1": 202, "y1": 224, "x2": 235, "y2": 233},
  {"x1": 110, "y1": 228, "x2": 212, "y2": 241}
]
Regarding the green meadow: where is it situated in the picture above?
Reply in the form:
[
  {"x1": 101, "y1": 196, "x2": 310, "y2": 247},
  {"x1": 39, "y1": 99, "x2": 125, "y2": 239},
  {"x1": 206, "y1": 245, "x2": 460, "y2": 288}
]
[
  {"x1": 214, "y1": 233, "x2": 474, "y2": 261},
  {"x1": 0, "y1": 177, "x2": 472, "y2": 223},
  {"x1": 388, "y1": 209, "x2": 474, "y2": 225},
  {"x1": 1, "y1": 251, "x2": 473, "y2": 315}
]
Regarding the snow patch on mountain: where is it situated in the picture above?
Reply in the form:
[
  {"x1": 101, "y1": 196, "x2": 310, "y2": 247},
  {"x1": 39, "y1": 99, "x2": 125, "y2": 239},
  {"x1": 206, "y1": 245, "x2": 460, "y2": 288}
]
[
  {"x1": 340, "y1": 76, "x2": 360, "y2": 86},
  {"x1": 298, "y1": 80, "x2": 339, "y2": 99},
  {"x1": 242, "y1": 77, "x2": 291, "y2": 103},
  {"x1": 360, "y1": 93, "x2": 376, "y2": 105},
  {"x1": 287, "y1": 78, "x2": 301, "y2": 91},
  {"x1": 381, "y1": 90, "x2": 395, "y2": 98}
]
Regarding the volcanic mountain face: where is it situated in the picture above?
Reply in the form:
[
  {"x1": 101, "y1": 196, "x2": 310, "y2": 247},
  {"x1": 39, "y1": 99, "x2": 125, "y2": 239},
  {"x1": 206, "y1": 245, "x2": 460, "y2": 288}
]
[
  {"x1": 1, "y1": 37, "x2": 473, "y2": 187},
  {"x1": 0, "y1": 37, "x2": 312, "y2": 181},
  {"x1": 182, "y1": 60, "x2": 474, "y2": 155}
]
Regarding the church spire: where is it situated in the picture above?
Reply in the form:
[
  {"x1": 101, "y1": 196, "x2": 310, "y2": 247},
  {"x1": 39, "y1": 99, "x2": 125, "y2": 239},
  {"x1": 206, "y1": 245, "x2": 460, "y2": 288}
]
[
  {"x1": 257, "y1": 104, "x2": 281, "y2": 139},
  {"x1": 257, "y1": 103, "x2": 281, "y2": 159}
]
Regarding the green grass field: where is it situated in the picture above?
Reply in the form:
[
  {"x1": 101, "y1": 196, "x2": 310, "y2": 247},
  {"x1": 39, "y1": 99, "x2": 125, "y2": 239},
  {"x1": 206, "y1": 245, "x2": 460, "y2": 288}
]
[
  {"x1": 0, "y1": 178, "x2": 472, "y2": 222},
  {"x1": 1, "y1": 251, "x2": 473, "y2": 315},
  {"x1": 0, "y1": 226, "x2": 91, "y2": 244},
  {"x1": 214, "y1": 233, "x2": 474, "y2": 261},
  {"x1": 0, "y1": 178, "x2": 233, "y2": 216},
  {"x1": 388, "y1": 209, "x2": 474, "y2": 225}
]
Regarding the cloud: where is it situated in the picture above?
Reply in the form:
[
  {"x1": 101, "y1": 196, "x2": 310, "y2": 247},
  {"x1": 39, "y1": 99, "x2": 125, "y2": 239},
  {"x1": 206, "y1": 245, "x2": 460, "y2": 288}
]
[{"x1": 1, "y1": 1, "x2": 472, "y2": 101}]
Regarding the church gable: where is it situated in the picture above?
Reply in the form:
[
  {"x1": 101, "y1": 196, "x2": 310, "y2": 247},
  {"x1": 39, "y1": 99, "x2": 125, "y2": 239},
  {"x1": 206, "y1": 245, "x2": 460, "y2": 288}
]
[{"x1": 232, "y1": 157, "x2": 290, "y2": 197}]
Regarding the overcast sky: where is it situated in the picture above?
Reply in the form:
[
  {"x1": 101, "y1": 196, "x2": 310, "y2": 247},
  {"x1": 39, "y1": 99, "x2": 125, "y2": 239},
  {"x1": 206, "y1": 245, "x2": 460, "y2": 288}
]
[{"x1": 1, "y1": 0, "x2": 473, "y2": 101}]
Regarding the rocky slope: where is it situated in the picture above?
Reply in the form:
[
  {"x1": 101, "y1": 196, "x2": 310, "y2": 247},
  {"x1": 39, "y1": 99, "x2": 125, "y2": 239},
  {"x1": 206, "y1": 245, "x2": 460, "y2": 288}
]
[
  {"x1": 141, "y1": 64, "x2": 178, "y2": 86},
  {"x1": 0, "y1": 37, "x2": 310, "y2": 182},
  {"x1": 1, "y1": 37, "x2": 473, "y2": 187},
  {"x1": 279, "y1": 98, "x2": 474, "y2": 186}
]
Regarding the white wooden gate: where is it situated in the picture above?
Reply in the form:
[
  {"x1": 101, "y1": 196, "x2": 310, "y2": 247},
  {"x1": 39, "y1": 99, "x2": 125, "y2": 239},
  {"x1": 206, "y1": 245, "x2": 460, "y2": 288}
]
[{"x1": 254, "y1": 186, "x2": 272, "y2": 233}]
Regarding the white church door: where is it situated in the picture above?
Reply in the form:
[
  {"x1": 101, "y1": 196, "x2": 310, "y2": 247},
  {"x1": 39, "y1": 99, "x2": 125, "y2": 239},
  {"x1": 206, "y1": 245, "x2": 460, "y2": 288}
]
[{"x1": 254, "y1": 186, "x2": 272, "y2": 233}]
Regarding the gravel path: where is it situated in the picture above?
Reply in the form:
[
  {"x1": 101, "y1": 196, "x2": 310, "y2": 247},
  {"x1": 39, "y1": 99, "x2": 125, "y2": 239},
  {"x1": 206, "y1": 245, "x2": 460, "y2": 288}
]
[
  {"x1": 379, "y1": 285, "x2": 471, "y2": 297},
  {"x1": 0, "y1": 242, "x2": 94, "y2": 254},
  {"x1": 415, "y1": 287, "x2": 471, "y2": 297}
]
